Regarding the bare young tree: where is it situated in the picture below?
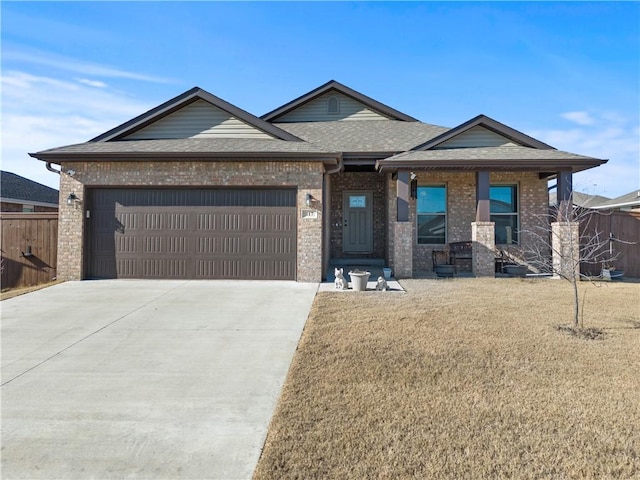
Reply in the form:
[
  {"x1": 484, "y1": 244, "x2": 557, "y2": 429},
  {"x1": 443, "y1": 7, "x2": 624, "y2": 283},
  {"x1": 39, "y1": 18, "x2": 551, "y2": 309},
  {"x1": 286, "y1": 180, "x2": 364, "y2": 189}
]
[{"x1": 520, "y1": 200, "x2": 626, "y2": 329}]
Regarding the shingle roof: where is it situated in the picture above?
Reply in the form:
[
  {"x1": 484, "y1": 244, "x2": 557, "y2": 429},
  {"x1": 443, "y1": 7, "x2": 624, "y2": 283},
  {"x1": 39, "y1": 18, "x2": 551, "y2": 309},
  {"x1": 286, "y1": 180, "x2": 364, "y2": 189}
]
[
  {"x1": 31, "y1": 138, "x2": 339, "y2": 160},
  {"x1": 377, "y1": 146, "x2": 607, "y2": 173},
  {"x1": 275, "y1": 120, "x2": 449, "y2": 153},
  {"x1": 1, "y1": 171, "x2": 59, "y2": 205},
  {"x1": 590, "y1": 190, "x2": 640, "y2": 209}
]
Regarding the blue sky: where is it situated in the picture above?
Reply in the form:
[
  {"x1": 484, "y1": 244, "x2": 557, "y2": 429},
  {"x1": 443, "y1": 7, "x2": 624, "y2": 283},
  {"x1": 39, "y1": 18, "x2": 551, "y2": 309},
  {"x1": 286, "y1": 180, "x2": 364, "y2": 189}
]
[{"x1": 2, "y1": 1, "x2": 639, "y2": 198}]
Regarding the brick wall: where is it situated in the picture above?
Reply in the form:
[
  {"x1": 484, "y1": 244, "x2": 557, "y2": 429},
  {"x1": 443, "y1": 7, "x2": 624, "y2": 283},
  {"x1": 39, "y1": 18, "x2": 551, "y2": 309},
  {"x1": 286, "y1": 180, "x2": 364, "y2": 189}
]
[
  {"x1": 472, "y1": 222, "x2": 496, "y2": 276},
  {"x1": 385, "y1": 171, "x2": 549, "y2": 275},
  {"x1": 552, "y1": 222, "x2": 580, "y2": 279},
  {"x1": 57, "y1": 160, "x2": 324, "y2": 282}
]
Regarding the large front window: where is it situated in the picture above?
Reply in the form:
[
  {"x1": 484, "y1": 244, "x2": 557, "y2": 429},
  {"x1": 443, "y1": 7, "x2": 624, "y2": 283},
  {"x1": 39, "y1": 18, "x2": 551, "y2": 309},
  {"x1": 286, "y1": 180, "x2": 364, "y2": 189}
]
[
  {"x1": 417, "y1": 185, "x2": 446, "y2": 244},
  {"x1": 490, "y1": 185, "x2": 518, "y2": 244}
]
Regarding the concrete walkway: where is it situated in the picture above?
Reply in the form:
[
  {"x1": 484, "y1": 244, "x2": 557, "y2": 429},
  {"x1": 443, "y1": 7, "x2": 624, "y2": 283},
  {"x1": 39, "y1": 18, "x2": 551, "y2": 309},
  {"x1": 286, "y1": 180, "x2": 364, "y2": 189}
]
[{"x1": 1, "y1": 280, "x2": 318, "y2": 480}]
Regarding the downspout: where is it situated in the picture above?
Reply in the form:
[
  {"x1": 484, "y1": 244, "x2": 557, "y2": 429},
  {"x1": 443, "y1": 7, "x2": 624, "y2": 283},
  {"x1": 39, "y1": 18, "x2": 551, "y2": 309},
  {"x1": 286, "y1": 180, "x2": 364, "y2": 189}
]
[
  {"x1": 46, "y1": 162, "x2": 61, "y2": 174},
  {"x1": 322, "y1": 156, "x2": 343, "y2": 280}
]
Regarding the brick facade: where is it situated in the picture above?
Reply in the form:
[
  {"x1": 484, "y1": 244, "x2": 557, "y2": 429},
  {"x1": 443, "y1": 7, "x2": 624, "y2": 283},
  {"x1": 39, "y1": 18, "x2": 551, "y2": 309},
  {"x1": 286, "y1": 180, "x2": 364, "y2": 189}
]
[
  {"x1": 388, "y1": 171, "x2": 549, "y2": 275},
  {"x1": 57, "y1": 160, "x2": 324, "y2": 282},
  {"x1": 472, "y1": 222, "x2": 496, "y2": 276},
  {"x1": 57, "y1": 161, "x2": 553, "y2": 282}
]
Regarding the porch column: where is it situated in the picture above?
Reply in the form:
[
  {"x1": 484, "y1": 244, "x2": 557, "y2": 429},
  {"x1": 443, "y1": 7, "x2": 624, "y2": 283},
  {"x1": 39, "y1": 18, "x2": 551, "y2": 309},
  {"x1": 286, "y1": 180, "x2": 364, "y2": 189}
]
[
  {"x1": 396, "y1": 170, "x2": 410, "y2": 222},
  {"x1": 472, "y1": 171, "x2": 495, "y2": 276},
  {"x1": 552, "y1": 221, "x2": 580, "y2": 280},
  {"x1": 556, "y1": 170, "x2": 573, "y2": 221},
  {"x1": 475, "y1": 171, "x2": 490, "y2": 222},
  {"x1": 392, "y1": 222, "x2": 413, "y2": 278},
  {"x1": 392, "y1": 170, "x2": 412, "y2": 278},
  {"x1": 472, "y1": 222, "x2": 495, "y2": 277}
]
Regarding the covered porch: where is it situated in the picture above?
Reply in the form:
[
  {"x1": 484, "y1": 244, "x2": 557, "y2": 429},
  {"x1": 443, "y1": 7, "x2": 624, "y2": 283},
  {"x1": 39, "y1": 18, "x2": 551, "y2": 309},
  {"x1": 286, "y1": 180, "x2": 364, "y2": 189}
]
[{"x1": 377, "y1": 160, "x2": 584, "y2": 279}]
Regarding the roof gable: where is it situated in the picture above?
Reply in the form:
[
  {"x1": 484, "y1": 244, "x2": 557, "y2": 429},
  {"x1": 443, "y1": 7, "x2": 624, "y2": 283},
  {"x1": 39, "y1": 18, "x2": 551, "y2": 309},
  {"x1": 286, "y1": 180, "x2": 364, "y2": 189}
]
[
  {"x1": 91, "y1": 87, "x2": 302, "y2": 142},
  {"x1": 434, "y1": 125, "x2": 518, "y2": 149},
  {"x1": 124, "y1": 99, "x2": 272, "y2": 140},
  {"x1": 262, "y1": 80, "x2": 419, "y2": 123},
  {"x1": 412, "y1": 114, "x2": 554, "y2": 151}
]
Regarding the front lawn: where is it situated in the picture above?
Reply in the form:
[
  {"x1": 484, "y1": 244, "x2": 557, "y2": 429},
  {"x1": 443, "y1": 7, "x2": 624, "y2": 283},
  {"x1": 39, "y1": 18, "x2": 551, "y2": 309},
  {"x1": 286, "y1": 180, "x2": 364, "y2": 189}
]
[{"x1": 254, "y1": 278, "x2": 640, "y2": 479}]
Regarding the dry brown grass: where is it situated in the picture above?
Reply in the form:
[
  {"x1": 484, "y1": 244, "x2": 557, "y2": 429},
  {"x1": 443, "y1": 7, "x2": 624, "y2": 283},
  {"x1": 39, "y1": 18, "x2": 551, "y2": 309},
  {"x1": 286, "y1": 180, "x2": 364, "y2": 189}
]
[{"x1": 254, "y1": 278, "x2": 640, "y2": 479}]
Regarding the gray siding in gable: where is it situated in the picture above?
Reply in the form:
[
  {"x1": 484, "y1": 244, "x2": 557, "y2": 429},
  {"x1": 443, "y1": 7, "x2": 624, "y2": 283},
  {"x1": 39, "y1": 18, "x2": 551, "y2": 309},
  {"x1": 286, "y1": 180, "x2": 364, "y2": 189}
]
[
  {"x1": 276, "y1": 92, "x2": 391, "y2": 122},
  {"x1": 125, "y1": 100, "x2": 273, "y2": 140},
  {"x1": 435, "y1": 125, "x2": 518, "y2": 149}
]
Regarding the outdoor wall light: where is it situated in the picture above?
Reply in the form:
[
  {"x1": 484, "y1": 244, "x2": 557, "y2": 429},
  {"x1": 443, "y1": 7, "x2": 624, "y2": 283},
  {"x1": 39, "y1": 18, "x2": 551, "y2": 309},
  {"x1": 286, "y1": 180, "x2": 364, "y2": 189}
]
[
  {"x1": 305, "y1": 193, "x2": 313, "y2": 207},
  {"x1": 66, "y1": 192, "x2": 78, "y2": 206}
]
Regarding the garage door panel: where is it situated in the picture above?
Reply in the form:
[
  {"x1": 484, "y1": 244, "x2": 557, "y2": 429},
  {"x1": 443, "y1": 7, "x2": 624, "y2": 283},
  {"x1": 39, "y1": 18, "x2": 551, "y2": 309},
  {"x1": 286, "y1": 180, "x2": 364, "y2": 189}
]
[
  {"x1": 141, "y1": 259, "x2": 188, "y2": 278},
  {"x1": 117, "y1": 259, "x2": 137, "y2": 277},
  {"x1": 89, "y1": 189, "x2": 297, "y2": 280},
  {"x1": 247, "y1": 237, "x2": 295, "y2": 255}
]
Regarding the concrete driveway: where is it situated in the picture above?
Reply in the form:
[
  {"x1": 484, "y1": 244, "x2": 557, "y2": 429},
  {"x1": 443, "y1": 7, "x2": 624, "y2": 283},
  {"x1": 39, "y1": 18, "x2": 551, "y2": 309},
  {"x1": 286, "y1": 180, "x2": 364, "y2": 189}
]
[{"x1": 1, "y1": 280, "x2": 318, "y2": 480}]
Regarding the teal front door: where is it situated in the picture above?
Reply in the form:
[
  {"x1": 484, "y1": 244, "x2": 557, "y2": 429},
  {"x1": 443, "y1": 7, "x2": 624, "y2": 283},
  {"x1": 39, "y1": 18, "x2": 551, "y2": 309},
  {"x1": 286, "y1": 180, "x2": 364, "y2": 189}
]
[{"x1": 343, "y1": 191, "x2": 373, "y2": 253}]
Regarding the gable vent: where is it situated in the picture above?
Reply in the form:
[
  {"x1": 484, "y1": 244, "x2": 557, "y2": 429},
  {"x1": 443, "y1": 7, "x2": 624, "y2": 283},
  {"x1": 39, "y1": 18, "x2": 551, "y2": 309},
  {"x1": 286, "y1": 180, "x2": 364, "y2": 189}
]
[{"x1": 327, "y1": 96, "x2": 340, "y2": 115}]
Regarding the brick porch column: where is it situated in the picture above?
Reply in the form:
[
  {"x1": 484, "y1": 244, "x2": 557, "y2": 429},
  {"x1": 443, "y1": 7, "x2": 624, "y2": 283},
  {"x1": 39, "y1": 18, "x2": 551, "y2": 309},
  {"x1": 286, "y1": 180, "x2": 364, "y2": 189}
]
[
  {"x1": 472, "y1": 221, "x2": 495, "y2": 277},
  {"x1": 552, "y1": 222, "x2": 580, "y2": 279},
  {"x1": 392, "y1": 222, "x2": 412, "y2": 278}
]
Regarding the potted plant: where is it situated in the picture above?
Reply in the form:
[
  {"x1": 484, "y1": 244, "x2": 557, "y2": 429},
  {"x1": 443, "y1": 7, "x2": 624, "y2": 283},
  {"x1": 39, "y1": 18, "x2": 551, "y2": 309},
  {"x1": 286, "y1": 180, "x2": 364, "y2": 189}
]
[
  {"x1": 348, "y1": 269, "x2": 371, "y2": 291},
  {"x1": 432, "y1": 249, "x2": 455, "y2": 278}
]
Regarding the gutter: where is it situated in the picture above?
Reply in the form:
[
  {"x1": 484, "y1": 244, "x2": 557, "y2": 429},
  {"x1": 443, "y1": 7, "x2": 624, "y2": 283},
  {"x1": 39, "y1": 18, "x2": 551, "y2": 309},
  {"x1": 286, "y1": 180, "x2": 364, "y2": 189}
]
[
  {"x1": 325, "y1": 155, "x2": 344, "y2": 174},
  {"x1": 45, "y1": 162, "x2": 61, "y2": 174}
]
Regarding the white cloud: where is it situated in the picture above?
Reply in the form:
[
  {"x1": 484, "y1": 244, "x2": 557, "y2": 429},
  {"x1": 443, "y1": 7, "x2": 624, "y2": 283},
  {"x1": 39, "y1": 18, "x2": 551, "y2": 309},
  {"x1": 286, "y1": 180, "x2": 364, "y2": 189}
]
[
  {"x1": 561, "y1": 111, "x2": 595, "y2": 126},
  {"x1": 77, "y1": 78, "x2": 108, "y2": 88},
  {"x1": 530, "y1": 111, "x2": 640, "y2": 198},
  {"x1": 3, "y1": 48, "x2": 174, "y2": 84},
  {"x1": 1, "y1": 71, "x2": 154, "y2": 189}
]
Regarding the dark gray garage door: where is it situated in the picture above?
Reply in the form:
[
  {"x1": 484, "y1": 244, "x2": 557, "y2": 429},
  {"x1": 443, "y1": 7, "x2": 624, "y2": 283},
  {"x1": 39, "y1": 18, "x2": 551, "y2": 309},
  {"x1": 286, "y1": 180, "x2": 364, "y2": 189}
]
[{"x1": 88, "y1": 188, "x2": 297, "y2": 280}]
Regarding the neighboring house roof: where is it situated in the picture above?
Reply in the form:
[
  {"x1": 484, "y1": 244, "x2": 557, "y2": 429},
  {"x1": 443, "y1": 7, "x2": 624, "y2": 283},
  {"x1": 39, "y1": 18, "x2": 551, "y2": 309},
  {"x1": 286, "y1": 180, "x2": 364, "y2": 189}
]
[
  {"x1": 261, "y1": 80, "x2": 420, "y2": 122},
  {"x1": 376, "y1": 145, "x2": 606, "y2": 174},
  {"x1": 589, "y1": 190, "x2": 640, "y2": 210},
  {"x1": 91, "y1": 87, "x2": 302, "y2": 142},
  {"x1": 548, "y1": 191, "x2": 612, "y2": 208},
  {"x1": 275, "y1": 120, "x2": 448, "y2": 154},
  {"x1": 1, "y1": 171, "x2": 59, "y2": 207}
]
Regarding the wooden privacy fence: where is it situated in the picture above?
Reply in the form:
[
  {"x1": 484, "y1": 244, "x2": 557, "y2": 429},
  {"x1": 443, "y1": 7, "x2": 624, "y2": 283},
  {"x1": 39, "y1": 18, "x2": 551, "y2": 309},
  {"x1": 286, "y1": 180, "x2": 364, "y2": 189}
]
[
  {"x1": 1, "y1": 212, "x2": 58, "y2": 289},
  {"x1": 580, "y1": 209, "x2": 640, "y2": 278}
]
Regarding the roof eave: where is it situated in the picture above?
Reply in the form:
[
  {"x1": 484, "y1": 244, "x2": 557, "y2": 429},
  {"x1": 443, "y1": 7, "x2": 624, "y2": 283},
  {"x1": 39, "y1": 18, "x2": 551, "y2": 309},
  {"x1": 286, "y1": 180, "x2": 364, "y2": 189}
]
[
  {"x1": 29, "y1": 150, "x2": 340, "y2": 165},
  {"x1": 375, "y1": 158, "x2": 608, "y2": 173},
  {"x1": 0, "y1": 197, "x2": 59, "y2": 208}
]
